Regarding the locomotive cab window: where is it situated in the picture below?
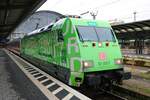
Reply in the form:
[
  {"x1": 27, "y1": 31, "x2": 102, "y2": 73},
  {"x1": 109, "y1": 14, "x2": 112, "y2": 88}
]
[
  {"x1": 95, "y1": 27, "x2": 116, "y2": 42},
  {"x1": 76, "y1": 26, "x2": 98, "y2": 42},
  {"x1": 76, "y1": 26, "x2": 116, "y2": 42}
]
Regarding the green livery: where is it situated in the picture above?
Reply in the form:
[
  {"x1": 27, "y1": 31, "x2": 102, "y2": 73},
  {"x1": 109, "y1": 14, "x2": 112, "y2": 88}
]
[{"x1": 21, "y1": 17, "x2": 124, "y2": 87}]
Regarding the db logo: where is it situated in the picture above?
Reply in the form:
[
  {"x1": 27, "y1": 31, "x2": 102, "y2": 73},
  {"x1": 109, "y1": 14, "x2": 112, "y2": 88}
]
[{"x1": 99, "y1": 52, "x2": 106, "y2": 60}]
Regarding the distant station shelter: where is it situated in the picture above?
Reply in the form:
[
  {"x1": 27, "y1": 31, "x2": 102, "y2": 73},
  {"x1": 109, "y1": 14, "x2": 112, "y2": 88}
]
[
  {"x1": 112, "y1": 20, "x2": 150, "y2": 55},
  {"x1": 0, "y1": 0, "x2": 46, "y2": 44}
]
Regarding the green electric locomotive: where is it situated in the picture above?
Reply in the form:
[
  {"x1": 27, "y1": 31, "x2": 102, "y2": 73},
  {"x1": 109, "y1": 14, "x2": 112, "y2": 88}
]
[{"x1": 21, "y1": 17, "x2": 130, "y2": 87}]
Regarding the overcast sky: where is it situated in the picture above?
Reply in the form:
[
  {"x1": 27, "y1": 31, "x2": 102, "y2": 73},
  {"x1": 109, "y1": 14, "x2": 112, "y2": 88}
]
[{"x1": 38, "y1": 0, "x2": 150, "y2": 22}]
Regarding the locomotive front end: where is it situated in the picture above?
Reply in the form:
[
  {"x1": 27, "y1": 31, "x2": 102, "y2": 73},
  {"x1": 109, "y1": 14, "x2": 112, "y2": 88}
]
[{"x1": 71, "y1": 19, "x2": 131, "y2": 87}]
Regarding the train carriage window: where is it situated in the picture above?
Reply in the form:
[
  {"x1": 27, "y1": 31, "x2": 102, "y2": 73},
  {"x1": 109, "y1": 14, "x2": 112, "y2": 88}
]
[{"x1": 57, "y1": 29, "x2": 64, "y2": 42}]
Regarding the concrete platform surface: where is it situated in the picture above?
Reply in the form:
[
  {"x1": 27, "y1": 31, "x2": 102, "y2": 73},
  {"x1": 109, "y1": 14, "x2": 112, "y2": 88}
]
[{"x1": 0, "y1": 49, "x2": 48, "y2": 100}]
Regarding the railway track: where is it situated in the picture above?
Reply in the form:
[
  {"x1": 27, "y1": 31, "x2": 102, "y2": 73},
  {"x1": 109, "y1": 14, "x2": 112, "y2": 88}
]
[
  {"x1": 74, "y1": 85, "x2": 127, "y2": 100},
  {"x1": 101, "y1": 89, "x2": 127, "y2": 100},
  {"x1": 123, "y1": 55, "x2": 150, "y2": 67},
  {"x1": 112, "y1": 85, "x2": 150, "y2": 100},
  {"x1": 74, "y1": 81, "x2": 150, "y2": 100}
]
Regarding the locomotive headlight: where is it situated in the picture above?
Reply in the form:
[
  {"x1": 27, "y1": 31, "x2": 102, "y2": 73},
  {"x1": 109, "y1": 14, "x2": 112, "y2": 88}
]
[
  {"x1": 115, "y1": 59, "x2": 122, "y2": 64},
  {"x1": 83, "y1": 61, "x2": 93, "y2": 68},
  {"x1": 98, "y1": 42, "x2": 102, "y2": 47}
]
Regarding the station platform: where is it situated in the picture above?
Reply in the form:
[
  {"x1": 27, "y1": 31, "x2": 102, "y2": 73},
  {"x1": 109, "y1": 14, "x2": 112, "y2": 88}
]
[
  {"x1": 121, "y1": 49, "x2": 150, "y2": 56},
  {"x1": 123, "y1": 53, "x2": 150, "y2": 67},
  {"x1": 123, "y1": 53, "x2": 150, "y2": 59},
  {"x1": 0, "y1": 49, "x2": 48, "y2": 100}
]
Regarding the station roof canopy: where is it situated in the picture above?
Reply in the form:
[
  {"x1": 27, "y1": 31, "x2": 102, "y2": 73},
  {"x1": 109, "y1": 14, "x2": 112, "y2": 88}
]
[
  {"x1": 0, "y1": 0, "x2": 46, "y2": 40},
  {"x1": 112, "y1": 20, "x2": 150, "y2": 40}
]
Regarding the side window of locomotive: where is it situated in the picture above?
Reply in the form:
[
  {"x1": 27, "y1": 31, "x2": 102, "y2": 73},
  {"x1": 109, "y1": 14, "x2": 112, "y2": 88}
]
[
  {"x1": 57, "y1": 30, "x2": 64, "y2": 42},
  {"x1": 40, "y1": 28, "x2": 44, "y2": 32},
  {"x1": 47, "y1": 25, "x2": 53, "y2": 31}
]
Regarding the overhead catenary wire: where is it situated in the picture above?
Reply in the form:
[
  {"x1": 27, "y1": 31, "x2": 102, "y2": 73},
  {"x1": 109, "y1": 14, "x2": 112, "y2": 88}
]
[
  {"x1": 113, "y1": 10, "x2": 150, "y2": 22},
  {"x1": 80, "y1": 0, "x2": 122, "y2": 19},
  {"x1": 94, "y1": 0, "x2": 121, "y2": 10}
]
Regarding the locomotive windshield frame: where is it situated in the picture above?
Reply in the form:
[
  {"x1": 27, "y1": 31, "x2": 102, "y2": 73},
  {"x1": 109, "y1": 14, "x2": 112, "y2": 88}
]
[{"x1": 76, "y1": 26, "x2": 116, "y2": 42}]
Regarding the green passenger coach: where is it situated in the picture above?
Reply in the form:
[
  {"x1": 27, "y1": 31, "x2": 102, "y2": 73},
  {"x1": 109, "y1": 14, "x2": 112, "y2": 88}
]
[{"x1": 21, "y1": 17, "x2": 130, "y2": 87}]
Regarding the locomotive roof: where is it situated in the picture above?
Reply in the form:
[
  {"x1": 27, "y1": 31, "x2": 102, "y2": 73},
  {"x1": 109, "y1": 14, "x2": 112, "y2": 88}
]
[
  {"x1": 51, "y1": 18, "x2": 111, "y2": 31},
  {"x1": 24, "y1": 18, "x2": 111, "y2": 38},
  {"x1": 70, "y1": 18, "x2": 111, "y2": 28}
]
